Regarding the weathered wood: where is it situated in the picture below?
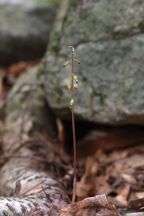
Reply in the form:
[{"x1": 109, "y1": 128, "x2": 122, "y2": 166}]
[{"x1": 0, "y1": 66, "x2": 67, "y2": 215}]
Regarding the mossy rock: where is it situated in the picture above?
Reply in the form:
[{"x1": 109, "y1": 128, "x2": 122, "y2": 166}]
[{"x1": 44, "y1": 0, "x2": 144, "y2": 125}]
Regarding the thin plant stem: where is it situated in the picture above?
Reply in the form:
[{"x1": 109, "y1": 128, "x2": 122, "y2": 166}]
[
  {"x1": 64, "y1": 45, "x2": 78, "y2": 203},
  {"x1": 71, "y1": 47, "x2": 77, "y2": 203}
]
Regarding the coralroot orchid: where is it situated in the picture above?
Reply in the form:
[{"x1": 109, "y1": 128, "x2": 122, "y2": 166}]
[{"x1": 63, "y1": 46, "x2": 80, "y2": 203}]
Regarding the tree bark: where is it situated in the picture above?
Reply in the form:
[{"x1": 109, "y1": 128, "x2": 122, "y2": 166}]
[{"x1": 0, "y1": 66, "x2": 68, "y2": 215}]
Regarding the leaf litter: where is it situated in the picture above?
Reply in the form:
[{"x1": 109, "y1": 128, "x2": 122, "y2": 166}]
[
  {"x1": 75, "y1": 145, "x2": 144, "y2": 214},
  {"x1": 60, "y1": 194, "x2": 119, "y2": 216},
  {"x1": 1, "y1": 61, "x2": 144, "y2": 215}
]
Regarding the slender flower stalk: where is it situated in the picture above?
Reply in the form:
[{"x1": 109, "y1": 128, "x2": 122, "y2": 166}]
[
  {"x1": 71, "y1": 46, "x2": 77, "y2": 203},
  {"x1": 63, "y1": 46, "x2": 80, "y2": 203}
]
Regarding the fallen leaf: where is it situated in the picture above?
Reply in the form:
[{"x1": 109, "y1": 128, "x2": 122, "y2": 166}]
[
  {"x1": 128, "y1": 198, "x2": 144, "y2": 211},
  {"x1": 8, "y1": 60, "x2": 39, "y2": 76},
  {"x1": 60, "y1": 194, "x2": 119, "y2": 216},
  {"x1": 122, "y1": 174, "x2": 137, "y2": 185},
  {"x1": 115, "y1": 185, "x2": 130, "y2": 206},
  {"x1": 23, "y1": 119, "x2": 33, "y2": 133},
  {"x1": 135, "y1": 192, "x2": 144, "y2": 199},
  {"x1": 77, "y1": 145, "x2": 144, "y2": 207},
  {"x1": 77, "y1": 154, "x2": 98, "y2": 198},
  {"x1": 77, "y1": 127, "x2": 144, "y2": 158}
]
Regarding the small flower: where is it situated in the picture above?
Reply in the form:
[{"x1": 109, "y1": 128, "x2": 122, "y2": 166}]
[
  {"x1": 74, "y1": 84, "x2": 78, "y2": 89},
  {"x1": 63, "y1": 61, "x2": 70, "y2": 67},
  {"x1": 71, "y1": 75, "x2": 78, "y2": 81},
  {"x1": 68, "y1": 45, "x2": 72, "y2": 48},
  {"x1": 74, "y1": 75, "x2": 78, "y2": 80},
  {"x1": 74, "y1": 75, "x2": 78, "y2": 84},
  {"x1": 70, "y1": 99, "x2": 74, "y2": 106},
  {"x1": 74, "y1": 59, "x2": 80, "y2": 64}
]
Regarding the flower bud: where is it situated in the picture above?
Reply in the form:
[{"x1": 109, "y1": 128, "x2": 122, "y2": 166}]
[
  {"x1": 63, "y1": 61, "x2": 70, "y2": 67},
  {"x1": 74, "y1": 84, "x2": 78, "y2": 89},
  {"x1": 73, "y1": 75, "x2": 78, "y2": 84},
  {"x1": 70, "y1": 99, "x2": 74, "y2": 106},
  {"x1": 74, "y1": 59, "x2": 80, "y2": 64},
  {"x1": 74, "y1": 75, "x2": 78, "y2": 80}
]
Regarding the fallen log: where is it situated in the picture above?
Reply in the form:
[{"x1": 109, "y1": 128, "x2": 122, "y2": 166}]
[{"x1": 0, "y1": 66, "x2": 68, "y2": 215}]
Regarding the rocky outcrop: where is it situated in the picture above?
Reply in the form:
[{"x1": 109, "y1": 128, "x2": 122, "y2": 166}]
[
  {"x1": 0, "y1": 0, "x2": 56, "y2": 65},
  {"x1": 44, "y1": 0, "x2": 144, "y2": 125}
]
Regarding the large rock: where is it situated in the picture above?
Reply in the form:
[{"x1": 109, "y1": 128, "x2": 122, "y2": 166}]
[
  {"x1": 0, "y1": 0, "x2": 56, "y2": 65},
  {"x1": 44, "y1": 0, "x2": 144, "y2": 125}
]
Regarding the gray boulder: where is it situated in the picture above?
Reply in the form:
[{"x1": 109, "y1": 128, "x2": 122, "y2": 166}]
[
  {"x1": 0, "y1": 0, "x2": 56, "y2": 65},
  {"x1": 44, "y1": 0, "x2": 144, "y2": 125}
]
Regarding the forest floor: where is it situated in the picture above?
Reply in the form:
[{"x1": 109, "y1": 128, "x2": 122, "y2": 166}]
[{"x1": 0, "y1": 61, "x2": 144, "y2": 215}]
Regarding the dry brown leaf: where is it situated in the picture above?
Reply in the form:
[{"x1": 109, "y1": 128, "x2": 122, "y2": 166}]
[
  {"x1": 8, "y1": 60, "x2": 39, "y2": 76},
  {"x1": 77, "y1": 127, "x2": 144, "y2": 158},
  {"x1": 77, "y1": 155, "x2": 98, "y2": 198},
  {"x1": 128, "y1": 197, "x2": 144, "y2": 211},
  {"x1": 56, "y1": 118, "x2": 70, "y2": 163},
  {"x1": 60, "y1": 194, "x2": 119, "y2": 216},
  {"x1": 23, "y1": 119, "x2": 33, "y2": 134},
  {"x1": 77, "y1": 146, "x2": 144, "y2": 207},
  {"x1": 121, "y1": 174, "x2": 137, "y2": 185},
  {"x1": 56, "y1": 118, "x2": 65, "y2": 147},
  {"x1": 135, "y1": 192, "x2": 144, "y2": 199},
  {"x1": 115, "y1": 185, "x2": 130, "y2": 206}
]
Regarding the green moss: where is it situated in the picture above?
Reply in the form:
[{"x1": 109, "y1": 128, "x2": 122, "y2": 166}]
[
  {"x1": 139, "y1": 21, "x2": 144, "y2": 32},
  {"x1": 50, "y1": 31, "x2": 61, "y2": 54},
  {"x1": 63, "y1": 14, "x2": 68, "y2": 24},
  {"x1": 82, "y1": 76, "x2": 88, "y2": 82},
  {"x1": 70, "y1": 0, "x2": 79, "y2": 7},
  {"x1": 55, "y1": 86, "x2": 63, "y2": 97}
]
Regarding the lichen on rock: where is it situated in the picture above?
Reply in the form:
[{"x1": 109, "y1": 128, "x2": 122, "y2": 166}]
[{"x1": 44, "y1": 0, "x2": 144, "y2": 125}]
